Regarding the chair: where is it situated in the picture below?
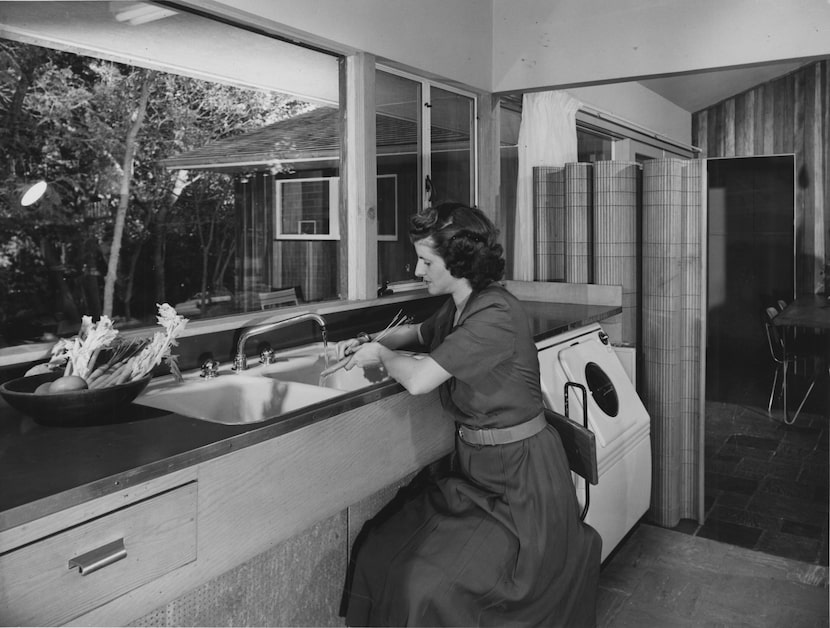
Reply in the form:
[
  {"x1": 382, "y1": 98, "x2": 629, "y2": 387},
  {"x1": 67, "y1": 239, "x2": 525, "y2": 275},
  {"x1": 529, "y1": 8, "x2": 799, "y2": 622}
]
[
  {"x1": 258, "y1": 287, "x2": 300, "y2": 310},
  {"x1": 762, "y1": 306, "x2": 812, "y2": 414},
  {"x1": 544, "y1": 407, "x2": 598, "y2": 521}
]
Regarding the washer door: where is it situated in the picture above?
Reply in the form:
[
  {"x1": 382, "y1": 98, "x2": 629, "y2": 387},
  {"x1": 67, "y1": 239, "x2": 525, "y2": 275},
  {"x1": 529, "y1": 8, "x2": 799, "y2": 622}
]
[{"x1": 556, "y1": 337, "x2": 645, "y2": 448}]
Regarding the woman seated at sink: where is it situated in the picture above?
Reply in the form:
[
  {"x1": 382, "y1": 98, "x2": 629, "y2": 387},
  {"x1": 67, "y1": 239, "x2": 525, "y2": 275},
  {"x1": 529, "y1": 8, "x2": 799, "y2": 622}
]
[{"x1": 338, "y1": 202, "x2": 602, "y2": 627}]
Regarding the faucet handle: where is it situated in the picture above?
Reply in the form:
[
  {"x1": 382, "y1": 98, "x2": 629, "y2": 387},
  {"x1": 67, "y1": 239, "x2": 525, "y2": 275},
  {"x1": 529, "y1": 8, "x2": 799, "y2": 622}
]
[
  {"x1": 200, "y1": 359, "x2": 220, "y2": 378},
  {"x1": 259, "y1": 347, "x2": 275, "y2": 364}
]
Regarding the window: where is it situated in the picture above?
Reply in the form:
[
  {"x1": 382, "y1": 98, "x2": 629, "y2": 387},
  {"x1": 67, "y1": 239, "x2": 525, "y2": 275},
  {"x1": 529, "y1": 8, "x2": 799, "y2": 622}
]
[
  {"x1": 0, "y1": 1, "x2": 343, "y2": 349},
  {"x1": 375, "y1": 68, "x2": 476, "y2": 286},
  {"x1": 377, "y1": 175, "x2": 398, "y2": 241},
  {"x1": 276, "y1": 178, "x2": 340, "y2": 239},
  {"x1": 577, "y1": 127, "x2": 615, "y2": 163}
]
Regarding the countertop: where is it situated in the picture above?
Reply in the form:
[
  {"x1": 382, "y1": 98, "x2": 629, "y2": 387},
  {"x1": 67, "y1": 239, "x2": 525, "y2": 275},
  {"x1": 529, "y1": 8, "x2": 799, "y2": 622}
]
[{"x1": 0, "y1": 300, "x2": 620, "y2": 531}]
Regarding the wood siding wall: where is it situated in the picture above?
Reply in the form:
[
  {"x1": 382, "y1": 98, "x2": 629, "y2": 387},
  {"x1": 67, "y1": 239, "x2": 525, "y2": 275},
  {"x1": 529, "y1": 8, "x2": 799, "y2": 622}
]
[{"x1": 692, "y1": 60, "x2": 829, "y2": 295}]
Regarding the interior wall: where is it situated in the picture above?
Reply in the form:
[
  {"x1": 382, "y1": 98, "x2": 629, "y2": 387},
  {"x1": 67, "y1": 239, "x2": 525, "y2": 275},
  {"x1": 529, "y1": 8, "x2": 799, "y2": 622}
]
[
  {"x1": 0, "y1": 1, "x2": 340, "y2": 104},
  {"x1": 566, "y1": 82, "x2": 692, "y2": 145},
  {"x1": 179, "y1": 0, "x2": 494, "y2": 92},
  {"x1": 693, "y1": 60, "x2": 829, "y2": 296},
  {"x1": 492, "y1": 0, "x2": 830, "y2": 92}
]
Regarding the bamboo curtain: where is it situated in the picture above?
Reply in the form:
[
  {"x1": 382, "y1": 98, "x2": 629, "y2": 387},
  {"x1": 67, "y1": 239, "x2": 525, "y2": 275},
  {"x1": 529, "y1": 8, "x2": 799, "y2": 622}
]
[
  {"x1": 531, "y1": 158, "x2": 704, "y2": 527},
  {"x1": 532, "y1": 161, "x2": 640, "y2": 346},
  {"x1": 642, "y1": 158, "x2": 703, "y2": 527}
]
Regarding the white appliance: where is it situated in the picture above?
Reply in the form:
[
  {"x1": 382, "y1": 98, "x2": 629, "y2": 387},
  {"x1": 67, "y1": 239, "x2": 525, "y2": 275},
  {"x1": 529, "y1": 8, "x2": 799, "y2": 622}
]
[{"x1": 536, "y1": 323, "x2": 651, "y2": 562}]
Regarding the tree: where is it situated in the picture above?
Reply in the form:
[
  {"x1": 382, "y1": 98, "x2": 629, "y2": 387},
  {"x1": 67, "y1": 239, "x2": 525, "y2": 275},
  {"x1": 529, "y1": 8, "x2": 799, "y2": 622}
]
[
  {"x1": 103, "y1": 69, "x2": 152, "y2": 317},
  {"x1": 1, "y1": 39, "x2": 313, "y2": 341}
]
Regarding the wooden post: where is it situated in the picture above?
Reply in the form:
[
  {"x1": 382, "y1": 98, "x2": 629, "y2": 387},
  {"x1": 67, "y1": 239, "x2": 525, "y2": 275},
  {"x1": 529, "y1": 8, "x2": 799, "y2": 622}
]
[{"x1": 339, "y1": 53, "x2": 377, "y2": 300}]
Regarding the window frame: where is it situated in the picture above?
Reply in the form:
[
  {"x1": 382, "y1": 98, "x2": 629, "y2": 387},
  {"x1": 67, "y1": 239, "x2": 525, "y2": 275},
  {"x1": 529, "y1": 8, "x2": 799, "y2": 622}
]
[
  {"x1": 377, "y1": 173, "x2": 398, "y2": 242},
  {"x1": 376, "y1": 64, "x2": 479, "y2": 209},
  {"x1": 275, "y1": 176, "x2": 341, "y2": 241}
]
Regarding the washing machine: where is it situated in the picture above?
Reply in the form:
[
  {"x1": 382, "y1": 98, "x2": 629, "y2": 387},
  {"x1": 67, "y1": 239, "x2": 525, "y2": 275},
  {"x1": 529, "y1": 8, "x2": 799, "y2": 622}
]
[{"x1": 536, "y1": 323, "x2": 651, "y2": 561}]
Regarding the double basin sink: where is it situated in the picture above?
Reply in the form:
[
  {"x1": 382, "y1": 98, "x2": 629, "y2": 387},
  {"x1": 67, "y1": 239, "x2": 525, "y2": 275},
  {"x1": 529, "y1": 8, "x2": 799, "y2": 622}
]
[{"x1": 134, "y1": 342, "x2": 391, "y2": 425}]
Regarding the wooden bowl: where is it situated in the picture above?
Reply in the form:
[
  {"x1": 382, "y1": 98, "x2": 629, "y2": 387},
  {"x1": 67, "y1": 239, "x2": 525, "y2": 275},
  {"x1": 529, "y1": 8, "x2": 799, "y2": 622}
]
[{"x1": 0, "y1": 372, "x2": 152, "y2": 427}]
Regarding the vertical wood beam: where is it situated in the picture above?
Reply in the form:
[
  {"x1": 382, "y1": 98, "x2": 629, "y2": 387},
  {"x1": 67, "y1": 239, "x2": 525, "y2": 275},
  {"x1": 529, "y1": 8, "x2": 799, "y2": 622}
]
[
  {"x1": 339, "y1": 53, "x2": 377, "y2": 300},
  {"x1": 477, "y1": 93, "x2": 500, "y2": 220}
]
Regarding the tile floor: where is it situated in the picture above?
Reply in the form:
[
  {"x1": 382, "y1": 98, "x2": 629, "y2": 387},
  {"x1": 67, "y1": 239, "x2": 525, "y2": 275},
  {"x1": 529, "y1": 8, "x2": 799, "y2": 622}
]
[
  {"x1": 597, "y1": 523, "x2": 828, "y2": 627},
  {"x1": 596, "y1": 339, "x2": 828, "y2": 626},
  {"x1": 696, "y1": 348, "x2": 828, "y2": 566}
]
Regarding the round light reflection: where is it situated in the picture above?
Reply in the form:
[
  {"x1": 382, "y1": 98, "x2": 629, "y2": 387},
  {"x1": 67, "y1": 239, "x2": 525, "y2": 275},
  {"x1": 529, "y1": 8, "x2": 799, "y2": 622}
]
[{"x1": 21, "y1": 180, "x2": 47, "y2": 206}]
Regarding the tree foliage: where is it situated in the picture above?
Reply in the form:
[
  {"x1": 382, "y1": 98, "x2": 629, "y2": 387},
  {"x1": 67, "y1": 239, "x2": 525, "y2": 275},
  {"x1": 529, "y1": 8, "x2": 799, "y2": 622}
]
[{"x1": 0, "y1": 40, "x2": 308, "y2": 344}]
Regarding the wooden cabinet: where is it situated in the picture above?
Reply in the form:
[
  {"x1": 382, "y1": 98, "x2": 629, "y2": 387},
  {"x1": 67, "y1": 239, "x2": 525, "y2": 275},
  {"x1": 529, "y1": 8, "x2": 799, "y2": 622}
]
[
  {"x1": 0, "y1": 482, "x2": 197, "y2": 626},
  {"x1": 0, "y1": 389, "x2": 452, "y2": 626}
]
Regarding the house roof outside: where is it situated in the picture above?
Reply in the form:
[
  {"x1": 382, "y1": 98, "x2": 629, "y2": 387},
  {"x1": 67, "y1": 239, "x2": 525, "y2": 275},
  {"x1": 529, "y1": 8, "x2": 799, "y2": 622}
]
[{"x1": 161, "y1": 106, "x2": 475, "y2": 172}]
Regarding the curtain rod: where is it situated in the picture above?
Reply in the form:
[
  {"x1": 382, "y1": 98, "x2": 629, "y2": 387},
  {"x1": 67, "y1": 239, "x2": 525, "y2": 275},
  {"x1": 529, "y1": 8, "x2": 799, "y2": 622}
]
[{"x1": 578, "y1": 104, "x2": 702, "y2": 154}]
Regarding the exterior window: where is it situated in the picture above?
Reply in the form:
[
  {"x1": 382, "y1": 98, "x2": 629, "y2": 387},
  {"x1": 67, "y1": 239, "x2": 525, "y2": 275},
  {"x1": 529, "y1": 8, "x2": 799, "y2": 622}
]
[
  {"x1": 0, "y1": 1, "x2": 343, "y2": 347},
  {"x1": 276, "y1": 178, "x2": 339, "y2": 239},
  {"x1": 577, "y1": 127, "x2": 614, "y2": 163},
  {"x1": 377, "y1": 175, "x2": 398, "y2": 242},
  {"x1": 375, "y1": 68, "x2": 476, "y2": 287}
]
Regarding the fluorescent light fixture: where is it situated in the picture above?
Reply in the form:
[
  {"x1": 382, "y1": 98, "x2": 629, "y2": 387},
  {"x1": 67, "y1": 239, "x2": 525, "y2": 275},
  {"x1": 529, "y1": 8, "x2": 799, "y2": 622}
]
[{"x1": 111, "y1": 2, "x2": 177, "y2": 26}]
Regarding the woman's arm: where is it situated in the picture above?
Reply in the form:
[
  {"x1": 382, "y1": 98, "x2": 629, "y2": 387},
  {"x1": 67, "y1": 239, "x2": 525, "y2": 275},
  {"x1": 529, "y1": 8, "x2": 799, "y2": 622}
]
[
  {"x1": 336, "y1": 323, "x2": 422, "y2": 357},
  {"x1": 345, "y1": 343, "x2": 451, "y2": 395},
  {"x1": 374, "y1": 323, "x2": 423, "y2": 350}
]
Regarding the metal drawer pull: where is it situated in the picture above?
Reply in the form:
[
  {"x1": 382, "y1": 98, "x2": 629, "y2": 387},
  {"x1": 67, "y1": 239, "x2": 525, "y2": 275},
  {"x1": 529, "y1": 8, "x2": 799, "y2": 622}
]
[{"x1": 68, "y1": 539, "x2": 127, "y2": 575}]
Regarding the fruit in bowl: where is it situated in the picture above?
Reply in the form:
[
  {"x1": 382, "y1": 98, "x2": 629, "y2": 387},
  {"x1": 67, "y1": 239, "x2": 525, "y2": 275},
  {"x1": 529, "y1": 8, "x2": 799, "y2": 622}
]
[
  {"x1": 35, "y1": 375, "x2": 88, "y2": 394},
  {"x1": 0, "y1": 372, "x2": 152, "y2": 426},
  {"x1": 0, "y1": 303, "x2": 188, "y2": 426}
]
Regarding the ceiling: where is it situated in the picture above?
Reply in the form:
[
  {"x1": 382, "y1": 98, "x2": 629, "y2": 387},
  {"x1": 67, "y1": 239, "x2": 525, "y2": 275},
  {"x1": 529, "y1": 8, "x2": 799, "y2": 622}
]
[{"x1": 637, "y1": 58, "x2": 821, "y2": 113}]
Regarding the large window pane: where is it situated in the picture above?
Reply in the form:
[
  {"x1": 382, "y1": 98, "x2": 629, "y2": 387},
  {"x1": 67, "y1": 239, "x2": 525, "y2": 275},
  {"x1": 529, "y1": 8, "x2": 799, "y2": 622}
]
[
  {"x1": 375, "y1": 70, "x2": 421, "y2": 285},
  {"x1": 0, "y1": 1, "x2": 341, "y2": 348},
  {"x1": 430, "y1": 87, "x2": 474, "y2": 206}
]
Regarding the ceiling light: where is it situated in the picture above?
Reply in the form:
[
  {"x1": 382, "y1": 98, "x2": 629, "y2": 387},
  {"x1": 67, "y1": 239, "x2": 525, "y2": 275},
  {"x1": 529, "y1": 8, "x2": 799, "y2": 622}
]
[{"x1": 111, "y1": 2, "x2": 177, "y2": 26}]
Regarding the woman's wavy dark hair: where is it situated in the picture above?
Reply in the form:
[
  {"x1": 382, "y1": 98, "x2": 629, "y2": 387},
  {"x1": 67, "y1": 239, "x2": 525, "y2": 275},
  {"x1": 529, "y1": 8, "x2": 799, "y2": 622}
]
[{"x1": 409, "y1": 202, "x2": 505, "y2": 290}]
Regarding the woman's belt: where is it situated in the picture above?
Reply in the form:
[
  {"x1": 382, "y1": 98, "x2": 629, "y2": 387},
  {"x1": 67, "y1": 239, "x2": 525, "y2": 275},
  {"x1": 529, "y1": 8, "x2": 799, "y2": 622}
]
[{"x1": 456, "y1": 411, "x2": 547, "y2": 446}]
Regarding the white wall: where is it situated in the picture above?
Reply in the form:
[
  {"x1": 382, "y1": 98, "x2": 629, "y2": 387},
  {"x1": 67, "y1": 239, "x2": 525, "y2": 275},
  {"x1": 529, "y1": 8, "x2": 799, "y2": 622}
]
[
  {"x1": 170, "y1": 0, "x2": 830, "y2": 146},
  {"x1": 0, "y1": 1, "x2": 340, "y2": 104},
  {"x1": 567, "y1": 82, "x2": 692, "y2": 145},
  {"x1": 492, "y1": 0, "x2": 830, "y2": 91},
  {"x1": 187, "y1": 0, "x2": 494, "y2": 92}
]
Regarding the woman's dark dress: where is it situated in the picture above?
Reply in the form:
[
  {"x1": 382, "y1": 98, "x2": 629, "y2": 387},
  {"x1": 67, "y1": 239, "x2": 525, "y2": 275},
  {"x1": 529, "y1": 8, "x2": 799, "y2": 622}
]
[{"x1": 344, "y1": 284, "x2": 602, "y2": 627}]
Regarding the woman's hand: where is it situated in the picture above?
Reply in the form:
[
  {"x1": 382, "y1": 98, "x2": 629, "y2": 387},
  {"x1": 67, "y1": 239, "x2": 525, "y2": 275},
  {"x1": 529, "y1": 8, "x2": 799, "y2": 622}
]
[
  {"x1": 342, "y1": 342, "x2": 384, "y2": 370},
  {"x1": 335, "y1": 338, "x2": 361, "y2": 360},
  {"x1": 335, "y1": 332, "x2": 371, "y2": 360}
]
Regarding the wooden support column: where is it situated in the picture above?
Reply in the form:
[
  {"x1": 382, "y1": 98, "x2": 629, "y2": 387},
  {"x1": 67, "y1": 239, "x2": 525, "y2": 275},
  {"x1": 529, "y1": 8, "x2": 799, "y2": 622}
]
[
  {"x1": 339, "y1": 53, "x2": 377, "y2": 300},
  {"x1": 477, "y1": 93, "x2": 499, "y2": 219}
]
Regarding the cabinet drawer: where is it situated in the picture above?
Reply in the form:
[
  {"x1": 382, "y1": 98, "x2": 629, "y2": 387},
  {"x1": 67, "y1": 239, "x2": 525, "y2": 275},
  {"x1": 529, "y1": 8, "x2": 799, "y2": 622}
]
[{"x1": 0, "y1": 481, "x2": 197, "y2": 626}]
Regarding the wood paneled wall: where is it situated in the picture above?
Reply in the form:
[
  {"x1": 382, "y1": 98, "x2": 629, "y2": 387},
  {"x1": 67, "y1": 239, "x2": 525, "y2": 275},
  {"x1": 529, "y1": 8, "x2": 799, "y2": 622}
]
[{"x1": 692, "y1": 60, "x2": 829, "y2": 295}]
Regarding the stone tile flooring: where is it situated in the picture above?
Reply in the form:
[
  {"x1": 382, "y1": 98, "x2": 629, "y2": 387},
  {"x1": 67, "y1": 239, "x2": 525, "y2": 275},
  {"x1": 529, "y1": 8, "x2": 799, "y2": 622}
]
[
  {"x1": 695, "y1": 355, "x2": 828, "y2": 565},
  {"x1": 597, "y1": 523, "x2": 828, "y2": 627},
  {"x1": 596, "y1": 346, "x2": 828, "y2": 626}
]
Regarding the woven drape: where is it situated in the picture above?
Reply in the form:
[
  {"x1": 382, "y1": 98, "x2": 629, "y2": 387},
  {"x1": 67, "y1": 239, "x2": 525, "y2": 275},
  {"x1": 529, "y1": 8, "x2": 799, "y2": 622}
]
[
  {"x1": 532, "y1": 161, "x2": 640, "y2": 345},
  {"x1": 530, "y1": 158, "x2": 704, "y2": 526},
  {"x1": 642, "y1": 158, "x2": 703, "y2": 527},
  {"x1": 594, "y1": 161, "x2": 640, "y2": 346},
  {"x1": 532, "y1": 166, "x2": 565, "y2": 281},
  {"x1": 564, "y1": 163, "x2": 592, "y2": 283}
]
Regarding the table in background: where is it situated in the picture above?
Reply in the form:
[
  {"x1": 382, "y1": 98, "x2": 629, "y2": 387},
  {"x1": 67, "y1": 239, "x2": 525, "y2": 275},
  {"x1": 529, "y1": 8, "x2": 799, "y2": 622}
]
[{"x1": 773, "y1": 295, "x2": 830, "y2": 423}]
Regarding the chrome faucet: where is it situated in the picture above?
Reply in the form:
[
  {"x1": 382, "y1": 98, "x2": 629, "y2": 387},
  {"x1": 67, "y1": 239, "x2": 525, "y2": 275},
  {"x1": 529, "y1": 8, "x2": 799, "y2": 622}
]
[{"x1": 233, "y1": 312, "x2": 328, "y2": 372}]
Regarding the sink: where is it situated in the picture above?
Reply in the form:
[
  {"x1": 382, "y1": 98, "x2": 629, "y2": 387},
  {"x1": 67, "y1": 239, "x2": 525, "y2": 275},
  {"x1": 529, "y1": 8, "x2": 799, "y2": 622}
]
[
  {"x1": 251, "y1": 343, "x2": 390, "y2": 390},
  {"x1": 133, "y1": 343, "x2": 393, "y2": 425},
  {"x1": 134, "y1": 374, "x2": 343, "y2": 425}
]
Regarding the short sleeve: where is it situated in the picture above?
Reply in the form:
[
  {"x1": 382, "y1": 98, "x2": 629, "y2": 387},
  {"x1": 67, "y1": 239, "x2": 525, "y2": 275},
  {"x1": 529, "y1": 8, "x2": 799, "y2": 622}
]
[
  {"x1": 419, "y1": 298, "x2": 452, "y2": 350},
  {"x1": 429, "y1": 294, "x2": 514, "y2": 386}
]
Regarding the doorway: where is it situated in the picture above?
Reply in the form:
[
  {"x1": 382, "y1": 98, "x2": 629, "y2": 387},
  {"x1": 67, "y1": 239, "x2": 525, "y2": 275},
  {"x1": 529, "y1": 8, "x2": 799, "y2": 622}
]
[
  {"x1": 699, "y1": 154, "x2": 826, "y2": 566},
  {"x1": 706, "y1": 154, "x2": 795, "y2": 399}
]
